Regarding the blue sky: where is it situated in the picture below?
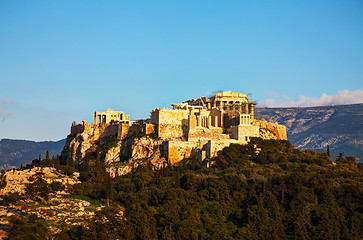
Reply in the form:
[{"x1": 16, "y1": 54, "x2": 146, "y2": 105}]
[{"x1": 0, "y1": 0, "x2": 362, "y2": 141}]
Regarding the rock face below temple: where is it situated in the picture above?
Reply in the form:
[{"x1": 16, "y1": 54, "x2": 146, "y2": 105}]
[
  {"x1": 61, "y1": 120, "x2": 166, "y2": 177},
  {"x1": 62, "y1": 121, "x2": 119, "y2": 164}
]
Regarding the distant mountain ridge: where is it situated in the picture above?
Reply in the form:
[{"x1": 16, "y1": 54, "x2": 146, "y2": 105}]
[
  {"x1": 255, "y1": 103, "x2": 363, "y2": 161},
  {"x1": 0, "y1": 138, "x2": 66, "y2": 169}
]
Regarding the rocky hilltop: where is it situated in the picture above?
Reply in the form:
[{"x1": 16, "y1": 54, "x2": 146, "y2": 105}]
[
  {"x1": 62, "y1": 121, "x2": 166, "y2": 177},
  {"x1": 62, "y1": 120, "x2": 284, "y2": 177},
  {"x1": 255, "y1": 103, "x2": 363, "y2": 161},
  {"x1": 62, "y1": 91, "x2": 286, "y2": 176}
]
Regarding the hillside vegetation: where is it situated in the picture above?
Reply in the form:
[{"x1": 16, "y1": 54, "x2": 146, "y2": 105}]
[{"x1": 3, "y1": 138, "x2": 361, "y2": 239}]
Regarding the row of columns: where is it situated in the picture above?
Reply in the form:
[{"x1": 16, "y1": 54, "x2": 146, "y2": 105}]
[
  {"x1": 240, "y1": 114, "x2": 251, "y2": 125},
  {"x1": 94, "y1": 111, "x2": 124, "y2": 124},
  {"x1": 94, "y1": 114, "x2": 107, "y2": 124},
  {"x1": 190, "y1": 114, "x2": 223, "y2": 128},
  {"x1": 207, "y1": 102, "x2": 255, "y2": 119},
  {"x1": 190, "y1": 113, "x2": 251, "y2": 128},
  {"x1": 211, "y1": 100, "x2": 241, "y2": 108},
  {"x1": 225, "y1": 104, "x2": 255, "y2": 119}
]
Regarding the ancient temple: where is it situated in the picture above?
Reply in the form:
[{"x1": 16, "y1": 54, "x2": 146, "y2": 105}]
[{"x1": 94, "y1": 109, "x2": 130, "y2": 124}]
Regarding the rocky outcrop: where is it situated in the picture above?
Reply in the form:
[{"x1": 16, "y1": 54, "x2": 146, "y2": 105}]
[
  {"x1": 129, "y1": 137, "x2": 163, "y2": 159},
  {"x1": 106, "y1": 137, "x2": 166, "y2": 177},
  {"x1": 104, "y1": 141, "x2": 122, "y2": 164},
  {"x1": 107, "y1": 165, "x2": 133, "y2": 177},
  {"x1": 254, "y1": 120, "x2": 287, "y2": 140},
  {"x1": 0, "y1": 167, "x2": 80, "y2": 195},
  {"x1": 63, "y1": 121, "x2": 119, "y2": 163},
  {"x1": 63, "y1": 119, "x2": 167, "y2": 177},
  {"x1": 104, "y1": 137, "x2": 163, "y2": 164}
]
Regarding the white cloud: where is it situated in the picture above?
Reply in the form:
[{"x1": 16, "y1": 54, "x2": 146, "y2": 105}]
[{"x1": 260, "y1": 89, "x2": 363, "y2": 107}]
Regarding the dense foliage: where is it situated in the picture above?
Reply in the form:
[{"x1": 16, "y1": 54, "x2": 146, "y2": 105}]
[
  {"x1": 8, "y1": 214, "x2": 51, "y2": 240},
  {"x1": 55, "y1": 138, "x2": 362, "y2": 240}
]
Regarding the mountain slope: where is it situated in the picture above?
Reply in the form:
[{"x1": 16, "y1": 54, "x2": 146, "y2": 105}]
[
  {"x1": 0, "y1": 139, "x2": 66, "y2": 169},
  {"x1": 255, "y1": 103, "x2": 363, "y2": 161}
]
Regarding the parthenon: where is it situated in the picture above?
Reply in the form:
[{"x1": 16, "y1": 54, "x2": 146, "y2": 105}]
[{"x1": 181, "y1": 91, "x2": 256, "y2": 118}]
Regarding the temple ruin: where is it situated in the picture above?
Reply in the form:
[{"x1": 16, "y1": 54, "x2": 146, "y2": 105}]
[
  {"x1": 70, "y1": 91, "x2": 287, "y2": 165},
  {"x1": 149, "y1": 91, "x2": 263, "y2": 164},
  {"x1": 94, "y1": 109, "x2": 130, "y2": 124}
]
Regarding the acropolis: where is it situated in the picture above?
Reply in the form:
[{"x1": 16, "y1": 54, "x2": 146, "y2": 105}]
[{"x1": 67, "y1": 91, "x2": 287, "y2": 165}]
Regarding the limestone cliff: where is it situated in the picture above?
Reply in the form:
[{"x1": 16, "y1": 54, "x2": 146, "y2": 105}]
[
  {"x1": 106, "y1": 137, "x2": 166, "y2": 177},
  {"x1": 62, "y1": 120, "x2": 119, "y2": 164},
  {"x1": 62, "y1": 121, "x2": 166, "y2": 177},
  {"x1": 254, "y1": 120, "x2": 287, "y2": 140}
]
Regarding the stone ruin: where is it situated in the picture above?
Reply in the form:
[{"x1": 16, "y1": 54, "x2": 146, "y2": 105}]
[
  {"x1": 94, "y1": 109, "x2": 130, "y2": 124},
  {"x1": 68, "y1": 91, "x2": 287, "y2": 165}
]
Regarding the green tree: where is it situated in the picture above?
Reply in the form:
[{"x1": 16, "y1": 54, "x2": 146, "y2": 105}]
[
  {"x1": 50, "y1": 181, "x2": 65, "y2": 192},
  {"x1": 327, "y1": 145, "x2": 330, "y2": 158},
  {"x1": 2, "y1": 191, "x2": 21, "y2": 205},
  {"x1": 8, "y1": 214, "x2": 51, "y2": 239},
  {"x1": 25, "y1": 170, "x2": 51, "y2": 202},
  {"x1": 0, "y1": 170, "x2": 6, "y2": 189},
  {"x1": 105, "y1": 174, "x2": 114, "y2": 206}
]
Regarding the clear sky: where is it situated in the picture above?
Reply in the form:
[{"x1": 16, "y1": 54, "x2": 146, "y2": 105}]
[{"x1": 0, "y1": 0, "x2": 362, "y2": 141}]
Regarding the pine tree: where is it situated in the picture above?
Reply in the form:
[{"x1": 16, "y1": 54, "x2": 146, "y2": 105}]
[
  {"x1": 25, "y1": 170, "x2": 50, "y2": 202},
  {"x1": 105, "y1": 174, "x2": 114, "y2": 206},
  {"x1": 0, "y1": 170, "x2": 7, "y2": 189},
  {"x1": 46, "y1": 151, "x2": 50, "y2": 161}
]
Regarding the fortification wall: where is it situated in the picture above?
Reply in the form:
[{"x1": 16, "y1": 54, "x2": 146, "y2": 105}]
[
  {"x1": 163, "y1": 138, "x2": 246, "y2": 165},
  {"x1": 229, "y1": 125, "x2": 259, "y2": 142},
  {"x1": 151, "y1": 108, "x2": 189, "y2": 125},
  {"x1": 205, "y1": 140, "x2": 240, "y2": 159},
  {"x1": 164, "y1": 140, "x2": 207, "y2": 165},
  {"x1": 117, "y1": 123, "x2": 156, "y2": 140},
  {"x1": 70, "y1": 122, "x2": 84, "y2": 135},
  {"x1": 99, "y1": 124, "x2": 119, "y2": 139},
  {"x1": 187, "y1": 127, "x2": 228, "y2": 142},
  {"x1": 128, "y1": 124, "x2": 145, "y2": 137},
  {"x1": 117, "y1": 123, "x2": 130, "y2": 140},
  {"x1": 151, "y1": 108, "x2": 189, "y2": 139}
]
